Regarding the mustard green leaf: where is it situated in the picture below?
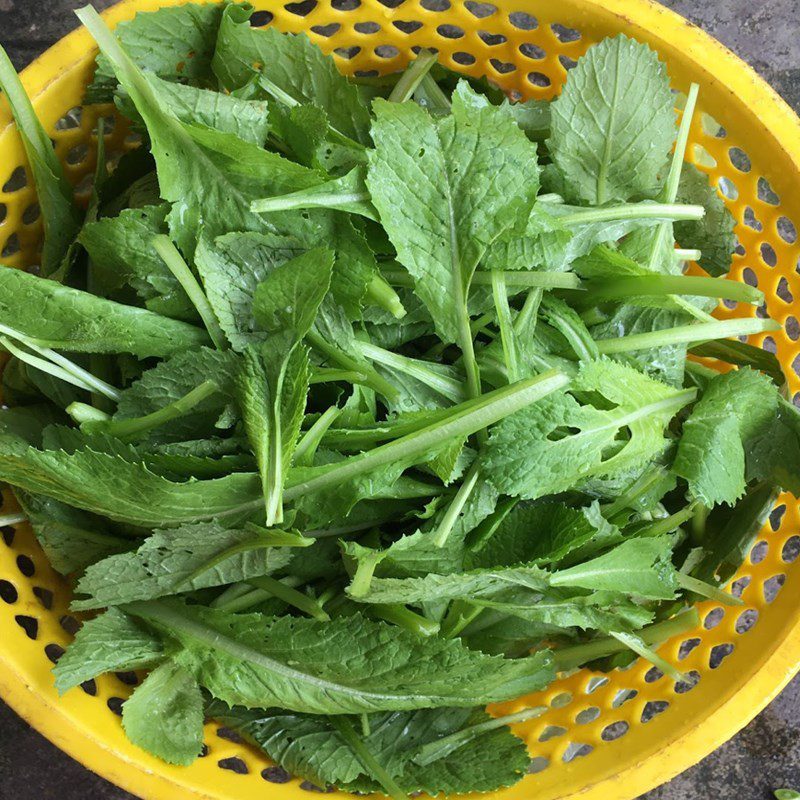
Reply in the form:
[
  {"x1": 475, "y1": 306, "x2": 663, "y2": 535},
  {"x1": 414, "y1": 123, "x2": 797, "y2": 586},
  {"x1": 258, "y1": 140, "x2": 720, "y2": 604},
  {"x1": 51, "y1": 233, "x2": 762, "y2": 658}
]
[
  {"x1": 0, "y1": 267, "x2": 208, "y2": 357},
  {"x1": 129, "y1": 600, "x2": 556, "y2": 714},
  {"x1": 73, "y1": 523, "x2": 293, "y2": 609},
  {"x1": 122, "y1": 660, "x2": 205, "y2": 766},
  {"x1": 53, "y1": 607, "x2": 163, "y2": 693},
  {"x1": 548, "y1": 35, "x2": 676, "y2": 205}
]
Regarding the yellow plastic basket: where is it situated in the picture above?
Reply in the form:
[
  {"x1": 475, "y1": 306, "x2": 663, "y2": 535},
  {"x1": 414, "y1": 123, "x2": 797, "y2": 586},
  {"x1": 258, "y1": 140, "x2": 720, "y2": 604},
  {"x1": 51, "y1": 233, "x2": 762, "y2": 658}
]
[{"x1": 0, "y1": 0, "x2": 799, "y2": 798}]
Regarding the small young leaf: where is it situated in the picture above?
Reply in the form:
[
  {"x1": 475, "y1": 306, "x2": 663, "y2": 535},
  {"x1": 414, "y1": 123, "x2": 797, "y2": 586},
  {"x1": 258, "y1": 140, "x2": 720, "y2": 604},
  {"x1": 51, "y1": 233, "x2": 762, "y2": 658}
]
[
  {"x1": 674, "y1": 367, "x2": 778, "y2": 506},
  {"x1": 53, "y1": 607, "x2": 163, "y2": 694},
  {"x1": 675, "y1": 164, "x2": 737, "y2": 277},
  {"x1": 122, "y1": 660, "x2": 205, "y2": 765}
]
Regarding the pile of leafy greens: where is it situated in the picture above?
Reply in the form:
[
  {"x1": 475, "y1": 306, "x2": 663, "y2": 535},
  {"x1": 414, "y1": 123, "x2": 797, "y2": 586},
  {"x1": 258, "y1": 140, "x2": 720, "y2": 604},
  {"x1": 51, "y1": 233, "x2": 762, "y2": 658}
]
[{"x1": 0, "y1": 3, "x2": 796, "y2": 795}]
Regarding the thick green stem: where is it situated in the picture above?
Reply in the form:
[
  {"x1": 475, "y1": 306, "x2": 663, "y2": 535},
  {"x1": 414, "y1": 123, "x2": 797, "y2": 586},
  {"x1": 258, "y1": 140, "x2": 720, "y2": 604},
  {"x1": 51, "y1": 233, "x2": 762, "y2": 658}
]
[
  {"x1": 629, "y1": 503, "x2": 698, "y2": 538},
  {"x1": 67, "y1": 403, "x2": 111, "y2": 425},
  {"x1": 355, "y1": 341, "x2": 465, "y2": 403},
  {"x1": 413, "y1": 706, "x2": 547, "y2": 765},
  {"x1": 423, "y1": 311, "x2": 496, "y2": 360},
  {"x1": 369, "y1": 604, "x2": 440, "y2": 636},
  {"x1": 559, "y1": 202, "x2": 704, "y2": 227},
  {"x1": 596, "y1": 317, "x2": 780, "y2": 354},
  {"x1": 414, "y1": 73, "x2": 451, "y2": 115},
  {"x1": 455, "y1": 289, "x2": 482, "y2": 406},
  {"x1": 1, "y1": 336, "x2": 95, "y2": 396},
  {"x1": 433, "y1": 459, "x2": 481, "y2": 548},
  {"x1": 247, "y1": 576, "x2": 330, "y2": 621},
  {"x1": 251, "y1": 189, "x2": 371, "y2": 214},
  {"x1": 440, "y1": 601, "x2": 483, "y2": 639},
  {"x1": 320, "y1": 372, "x2": 569, "y2": 451},
  {"x1": 0, "y1": 326, "x2": 121, "y2": 401},
  {"x1": 259, "y1": 75, "x2": 299, "y2": 108},
  {"x1": 388, "y1": 49, "x2": 438, "y2": 103},
  {"x1": 491, "y1": 271, "x2": 520, "y2": 383},
  {"x1": 668, "y1": 85, "x2": 700, "y2": 199},
  {"x1": 676, "y1": 572, "x2": 744, "y2": 607},
  {"x1": 580, "y1": 274, "x2": 763, "y2": 305},
  {"x1": 646, "y1": 83, "x2": 700, "y2": 271},
  {"x1": 294, "y1": 406, "x2": 342, "y2": 467},
  {"x1": 0, "y1": 323, "x2": 122, "y2": 401},
  {"x1": 366, "y1": 274, "x2": 407, "y2": 319},
  {"x1": 609, "y1": 630, "x2": 686, "y2": 683},
  {"x1": 283, "y1": 370, "x2": 570, "y2": 501},
  {"x1": 329, "y1": 717, "x2": 408, "y2": 800},
  {"x1": 212, "y1": 575, "x2": 306, "y2": 613},
  {"x1": 310, "y1": 368, "x2": 369, "y2": 386},
  {"x1": 383, "y1": 269, "x2": 580, "y2": 290},
  {"x1": 552, "y1": 608, "x2": 700, "y2": 672},
  {"x1": 211, "y1": 582, "x2": 261, "y2": 610},
  {"x1": 348, "y1": 550, "x2": 388, "y2": 599},
  {"x1": 691, "y1": 503, "x2": 709, "y2": 544},
  {"x1": 80, "y1": 380, "x2": 218, "y2": 441},
  {"x1": 306, "y1": 329, "x2": 400, "y2": 401},
  {"x1": 153, "y1": 236, "x2": 228, "y2": 350},
  {"x1": 601, "y1": 465, "x2": 672, "y2": 523},
  {"x1": 0, "y1": 512, "x2": 27, "y2": 526}
]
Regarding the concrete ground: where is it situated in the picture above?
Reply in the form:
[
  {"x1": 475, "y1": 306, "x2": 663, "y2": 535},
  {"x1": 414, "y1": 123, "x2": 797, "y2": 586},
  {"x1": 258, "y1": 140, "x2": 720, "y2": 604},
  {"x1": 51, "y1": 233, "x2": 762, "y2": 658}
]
[{"x1": 0, "y1": 0, "x2": 797, "y2": 798}]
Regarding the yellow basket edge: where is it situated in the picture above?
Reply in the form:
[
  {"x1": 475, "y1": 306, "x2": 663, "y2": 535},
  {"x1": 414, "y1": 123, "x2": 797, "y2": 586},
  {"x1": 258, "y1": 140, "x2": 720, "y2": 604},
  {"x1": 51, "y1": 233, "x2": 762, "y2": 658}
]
[{"x1": 0, "y1": 1, "x2": 798, "y2": 798}]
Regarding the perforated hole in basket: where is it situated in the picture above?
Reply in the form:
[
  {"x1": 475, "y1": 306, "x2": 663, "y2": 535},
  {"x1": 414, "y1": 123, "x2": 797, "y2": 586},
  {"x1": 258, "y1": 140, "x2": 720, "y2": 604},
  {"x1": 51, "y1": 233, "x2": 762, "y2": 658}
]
[{"x1": 0, "y1": 1, "x2": 798, "y2": 798}]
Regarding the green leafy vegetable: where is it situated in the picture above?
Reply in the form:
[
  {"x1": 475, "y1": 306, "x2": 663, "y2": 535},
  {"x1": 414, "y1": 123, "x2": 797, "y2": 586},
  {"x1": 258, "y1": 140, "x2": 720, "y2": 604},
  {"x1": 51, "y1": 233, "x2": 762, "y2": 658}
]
[
  {"x1": 674, "y1": 368, "x2": 778, "y2": 506},
  {"x1": 128, "y1": 600, "x2": 555, "y2": 714},
  {"x1": 367, "y1": 82, "x2": 540, "y2": 396},
  {"x1": 0, "y1": 267, "x2": 208, "y2": 357},
  {"x1": 675, "y1": 164, "x2": 737, "y2": 277},
  {"x1": 122, "y1": 660, "x2": 205, "y2": 765},
  {"x1": 238, "y1": 248, "x2": 333, "y2": 523},
  {"x1": 53, "y1": 607, "x2": 163, "y2": 694},
  {"x1": 0, "y1": 46, "x2": 81, "y2": 276},
  {"x1": 86, "y1": 1, "x2": 229, "y2": 102},
  {"x1": 14, "y1": 489, "x2": 131, "y2": 574},
  {"x1": 209, "y1": 701, "x2": 533, "y2": 794},
  {"x1": 72, "y1": 523, "x2": 293, "y2": 609},
  {"x1": 213, "y1": 5, "x2": 372, "y2": 145},
  {"x1": 485, "y1": 359, "x2": 694, "y2": 499},
  {"x1": 0, "y1": 11, "x2": 789, "y2": 793},
  {"x1": 548, "y1": 35, "x2": 675, "y2": 205}
]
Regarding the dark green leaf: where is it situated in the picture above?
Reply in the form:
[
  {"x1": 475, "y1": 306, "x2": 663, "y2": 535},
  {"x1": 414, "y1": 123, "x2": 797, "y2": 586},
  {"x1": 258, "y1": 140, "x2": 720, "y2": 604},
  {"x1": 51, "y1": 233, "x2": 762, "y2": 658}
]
[
  {"x1": 122, "y1": 660, "x2": 205, "y2": 765},
  {"x1": 130, "y1": 600, "x2": 555, "y2": 714},
  {"x1": 53, "y1": 607, "x2": 163, "y2": 693}
]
